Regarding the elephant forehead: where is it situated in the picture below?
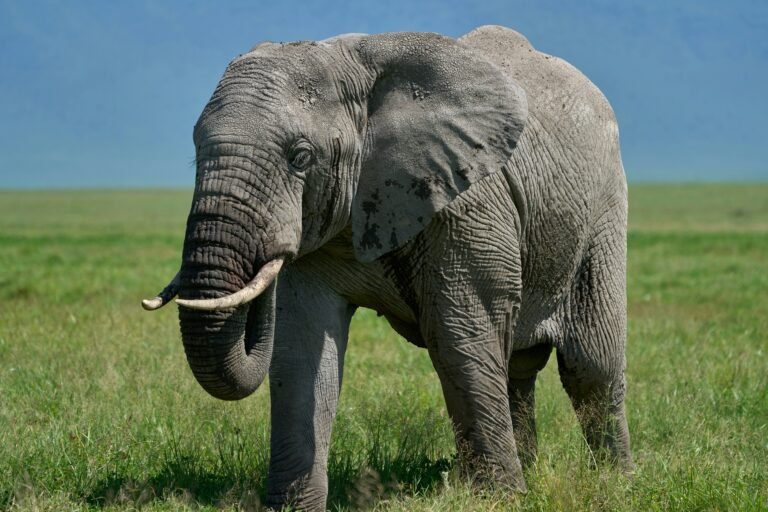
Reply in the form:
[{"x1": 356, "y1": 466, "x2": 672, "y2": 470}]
[
  {"x1": 194, "y1": 96, "x2": 304, "y2": 144},
  {"x1": 195, "y1": 55, "x2": 344, "y2": 138},
  {"x1": 228, "y1": 44, "x2": 341, "y2": 92}
]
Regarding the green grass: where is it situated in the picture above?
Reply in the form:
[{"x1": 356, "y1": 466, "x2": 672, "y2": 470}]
[{"x1": 1, "y1": 184, "x2": 767, "y2": 511}]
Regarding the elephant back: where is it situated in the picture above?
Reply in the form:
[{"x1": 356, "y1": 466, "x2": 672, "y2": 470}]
[{"x1": 459, "y1": 25, "x2": 622, "y2": 180}]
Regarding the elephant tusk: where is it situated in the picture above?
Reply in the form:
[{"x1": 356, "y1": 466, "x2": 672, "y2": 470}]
[
  {"x1": 141, "y1": 271, "x2": 181, "y2": 311},
  {"x1": 175, "y1": 258, "x2": 284, "y2": 311}
]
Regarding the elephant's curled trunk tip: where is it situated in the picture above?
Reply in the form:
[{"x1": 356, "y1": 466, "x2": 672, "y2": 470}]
[
  {"x1": 141, "y1": 271, "x2": 180, "y2": 311},
  {"x1": 175, "y1": 257, "x2": 284, "y2": 311}
]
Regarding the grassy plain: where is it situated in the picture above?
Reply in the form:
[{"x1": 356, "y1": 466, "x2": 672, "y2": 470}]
[{"x1": 0, "y1": 184, "x2": 766, "y2": 511}]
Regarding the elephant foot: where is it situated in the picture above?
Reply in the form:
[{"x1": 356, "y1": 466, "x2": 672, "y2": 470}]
[
  {"x1": 266, "y1": 485, "x2": 327, "y2": 512},
  {"x1": 455, "y1": 441, "x2": 528, "y2": 494},
  {"x1": 266, "y1": 468, "x2": 329, "y2": 512}
]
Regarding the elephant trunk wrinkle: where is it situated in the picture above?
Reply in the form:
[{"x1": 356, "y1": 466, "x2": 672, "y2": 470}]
[{"x1": 178, "y1": 280, "x2": 277, "y2": 400}]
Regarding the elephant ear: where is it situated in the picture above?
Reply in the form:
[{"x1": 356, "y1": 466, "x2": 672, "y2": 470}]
[{"x1": 350, "y1": 32, "x2": 528, "y2": 262}]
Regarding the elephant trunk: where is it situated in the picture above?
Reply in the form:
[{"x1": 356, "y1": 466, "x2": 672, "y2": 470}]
[
  {"x1": 176, "y1": 175, "x2": 281, "y2": 400},
  {"x1": 178, "y1": 279, "x2": 276, "y2": 400}
]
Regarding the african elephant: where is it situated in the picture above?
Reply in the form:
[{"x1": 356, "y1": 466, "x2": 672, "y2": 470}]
[{"x1": 144, "y1": 25, "x2": 631, "y2": 510}]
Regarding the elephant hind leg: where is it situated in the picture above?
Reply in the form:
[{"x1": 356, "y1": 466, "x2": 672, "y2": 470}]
[
  {"x1": 557, "y1": 244, "x2": 632, "y2": 471},
  {"x1": 557, "y1": 352, "x2": 631, "y2": 471},
  {"x1": 507, "y1": 343, "x2": 553, "y2": 468}
]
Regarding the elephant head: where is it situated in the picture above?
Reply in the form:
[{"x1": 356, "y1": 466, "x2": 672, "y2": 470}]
[{"x1": 143, "y1": 33, "x2": 528, "y2": 400}]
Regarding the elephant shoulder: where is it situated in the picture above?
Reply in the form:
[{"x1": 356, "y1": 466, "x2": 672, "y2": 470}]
[{"x1": 459, "y1": 25, "x2": 618, "y2": 133}]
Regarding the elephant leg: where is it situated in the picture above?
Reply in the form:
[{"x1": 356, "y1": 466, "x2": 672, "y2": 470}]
[
  {"x1": 266, "y1": 266, "x2": 356, "y2": 511},
  {"x1": 557, "y1": 244, "x2": 632, "y2": 472},
  {"x1": 507, "y1": 375, "x2": 537, "y2": 469},
  {"x1": 405, "y1": 172, "x2": 526, "y2": 490},
  {"x1": 420, "y1": 271, "x2": 525, "y2": 489},
  {"x1": 420, "y1": 277, "x2": 525, "y2": 489},
  {"x1": 428, "y1": 337, "x2": 526, "y2": 491},
  {"x1": 507, "y1": 343, "x2": 552, "y2": 468},
  {"x1": 557, "y1": 353, "x2": 631, "y2": 471}
]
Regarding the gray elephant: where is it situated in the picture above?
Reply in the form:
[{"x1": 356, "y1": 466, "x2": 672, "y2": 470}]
[{"x1": 144, "y1": 25, "x2": 631, "y2": 510}]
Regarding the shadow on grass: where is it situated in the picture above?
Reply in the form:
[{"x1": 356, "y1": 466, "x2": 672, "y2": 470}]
[
  {"x1": 85, "y1": 451, "x2": 452, "y2": 510},
  {"x1": 86, "y1": 453, "x2": 264, "y2": 509},
  {"x1": 328, "y1": 455, "x2": 453, "y2": 510},
  {"x1": 86, "y1": 396, "x2": 453, "y2": 509}
]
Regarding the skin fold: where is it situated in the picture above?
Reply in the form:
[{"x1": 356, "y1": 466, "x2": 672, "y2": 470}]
[{"x1": 163, "y1": 25, "x2": 630, "y2": 510}]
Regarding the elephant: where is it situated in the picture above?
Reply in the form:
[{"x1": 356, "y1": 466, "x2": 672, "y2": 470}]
[{"x1": 143, "y1": 25, "x2": 631, "y2": 510}]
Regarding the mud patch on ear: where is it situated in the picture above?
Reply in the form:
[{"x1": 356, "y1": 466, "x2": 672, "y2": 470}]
[
  {"x1": 357, "y1": 189, "x2": 384, "y2": 252},
  {"x1": 411, "y1": 176, "x2": 450, "y2": 200},
  {"x1": 360, "y1": 225, "x2": 383, "y2": 252}
]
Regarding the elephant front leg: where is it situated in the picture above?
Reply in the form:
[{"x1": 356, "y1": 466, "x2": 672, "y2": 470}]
[
  {"x1": 428, "y1": 333, "x2": 527, "y2": 492},
  {"x1": 416, "y1": 243, "x2": 526, "y2": 490},
  {"x1": 266, "y1": 268, "x2": 355, "y2": 511},
  {"x1": 410, "y1": 189, "x2": 526, "y2": 491}
]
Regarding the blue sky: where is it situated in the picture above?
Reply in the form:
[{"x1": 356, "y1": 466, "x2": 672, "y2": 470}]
[{"x1": 0, "y1": 0, "x2": 766, "y2": 187}]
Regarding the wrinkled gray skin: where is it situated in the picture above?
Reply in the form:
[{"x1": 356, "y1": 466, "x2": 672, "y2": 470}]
[{"x1": 175, "y1": 25, "x2": 630, "y2": 510}]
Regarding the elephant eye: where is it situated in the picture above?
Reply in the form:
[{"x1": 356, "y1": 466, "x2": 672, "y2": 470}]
[{"x1": 288, "y1": 141, "x2": 314, "y2": 171}]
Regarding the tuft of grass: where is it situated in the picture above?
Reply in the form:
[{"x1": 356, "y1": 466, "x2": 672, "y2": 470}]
[{"x1": 1, "y1": 184, "x2": 767, "y2": 511}]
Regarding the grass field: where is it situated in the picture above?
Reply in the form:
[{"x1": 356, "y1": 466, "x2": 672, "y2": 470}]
[{"x1": 1, "y1": 185, "x2": 766, "y2": 511}]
